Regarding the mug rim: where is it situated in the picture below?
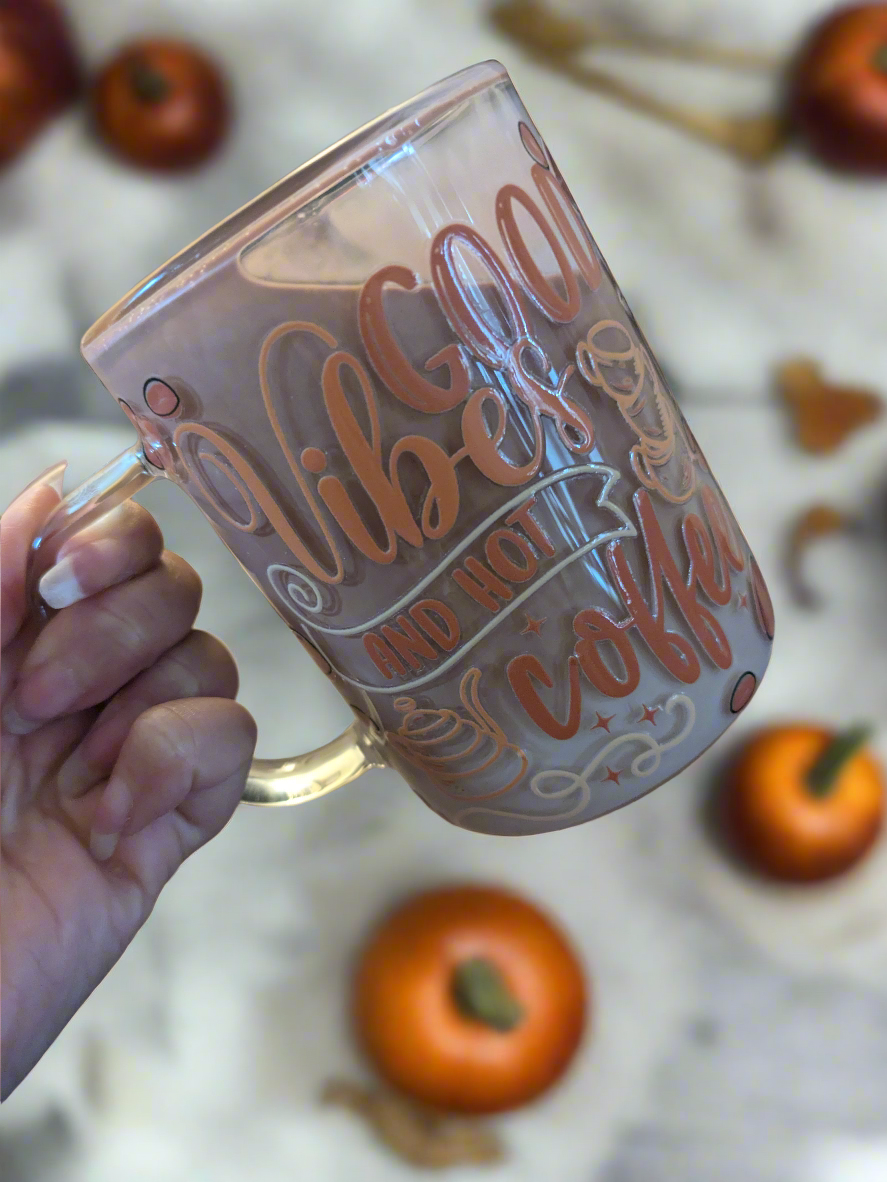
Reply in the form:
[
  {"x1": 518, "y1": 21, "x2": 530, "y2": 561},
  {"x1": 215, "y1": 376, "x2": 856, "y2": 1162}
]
[{"x1": 81, "y1": 60, "x2": 508, "y2": 356}]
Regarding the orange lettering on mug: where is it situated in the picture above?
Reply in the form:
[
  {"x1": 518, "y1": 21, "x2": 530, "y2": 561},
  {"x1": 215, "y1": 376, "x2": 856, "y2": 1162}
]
[
  {"x1": 409, "y1": 599, "x2": 461, "y2": 650},
  {"x1": 607, "y1": 489, "x2": 731, "y2": 677},
  {"x1": 505, "y1": 496, "x2": 556, "y2": 556},
  {"x1": 572, "y1": 608, "x2": 639, "y2": 698},
  {"x1": 175, "y1": 421, "x2": 345, "y2": 584},
  {"x1": 381, "y1": 615, "x2": 439, "y2": 671},
  {"x1": 530, "y1": 163, "x2": 602, "y2": 292},
  {"x1": 682, "y1": 512, "x2": 731, "y2": 607},
  {"x1": 495, "y1": 182, "x2": 581, "y2": 323},
  {"x1": 359, "y1": 265, "x2": 470, "y2": 414},
  {"x1": 485, "y1": 527, "x2": 538, "y2": 582},
  {"x1": 460, "y1": 385, "x2": 545, "y2": 487},
  {"x1": 364, "y1": 632, "x2": 407, "y2": 679},
  {"x1": 452, "y1": 558, "x2": 514, "y2": 612},
  {"x1": 701, "y1": 483, "x2": 745, "y2": 574},
  {"x1": 507, "y1": 653, "x2": 582, "y2": 740}
]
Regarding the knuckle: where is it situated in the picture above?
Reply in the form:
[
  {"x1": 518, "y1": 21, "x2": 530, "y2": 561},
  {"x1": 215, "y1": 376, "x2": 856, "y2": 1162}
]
[
  {"x1": 222, "y1": 700, "x2": 258, "y2": 754},
  {"x1": 135, "y1": 700, "x2": 200, "y2": 771},
  {"x1": 190, "y1": 631, "x2": 239, "y2": 695},
  {"x1": 157, "y1": 631, "x2": 235, "y2": 701},
  {"x1": 162, "y1": 552, "x2": 203, "y2": 607},
  {"x1": 237, "y1": 703, "x2": 258, "y2": 748},
  {"x1": 95, "y1": 590, "x2": 156, "y2": 664},
  {"x1": 126, "y1": 503, "x2": 164, "y2": 552},
  {"x1": 98, "y1": 555, "x2": 201, "y2": 659}
]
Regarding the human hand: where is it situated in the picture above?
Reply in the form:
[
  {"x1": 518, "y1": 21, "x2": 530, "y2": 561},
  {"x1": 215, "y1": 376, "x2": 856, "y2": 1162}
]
[{"x1": 1, "y1": 464, "x2": 257, "y2": 1099}]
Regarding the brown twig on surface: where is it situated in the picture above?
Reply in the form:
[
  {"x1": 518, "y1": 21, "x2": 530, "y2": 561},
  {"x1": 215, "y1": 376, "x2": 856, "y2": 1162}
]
[
  {"x1": 785, "y1": 504, "x2": 851, "y2": 609},
  {"x1": 491, "y1": 0, "x2": 780, "y2": 70},
  {"x1": 322, "y1": 1079, "x2": 505, "y2": 1170},
  {"x1": 491, "y1": 0, "x2": 788, "y2": 165},
  {"x1": 538, "y1": 55, "x2": 786, "y2": 163}
]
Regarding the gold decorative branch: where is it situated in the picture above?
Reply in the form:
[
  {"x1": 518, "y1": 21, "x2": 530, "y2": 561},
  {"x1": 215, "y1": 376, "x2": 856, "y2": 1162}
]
[
  {"x1": 492, "y1": 0, "x2": 780, "y2": 69},
  {"x1": 491, "y1": 0, "x2": 788, "y2": 165}
]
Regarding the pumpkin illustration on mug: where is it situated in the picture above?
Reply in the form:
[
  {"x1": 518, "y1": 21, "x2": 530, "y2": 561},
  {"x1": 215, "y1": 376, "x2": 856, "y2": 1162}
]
[{"x1": 353, "y1": 885, "x2": 587, "y2": 1113}]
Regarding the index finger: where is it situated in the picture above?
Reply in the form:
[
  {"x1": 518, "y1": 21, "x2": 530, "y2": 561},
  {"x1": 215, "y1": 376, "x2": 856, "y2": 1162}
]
[{"x1": 1, "y1": 463, "x2": 66, "y2": 649}]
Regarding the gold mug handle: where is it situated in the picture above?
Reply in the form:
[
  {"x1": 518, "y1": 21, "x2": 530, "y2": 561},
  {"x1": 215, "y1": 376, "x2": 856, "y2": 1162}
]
[{"x1": 27, "y1": 445, "x2": 385, "y2": 806}]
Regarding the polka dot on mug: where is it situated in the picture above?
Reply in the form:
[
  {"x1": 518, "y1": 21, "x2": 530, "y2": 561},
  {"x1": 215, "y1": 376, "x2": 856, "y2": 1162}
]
[
  {"x1": 729, "y1": 671, "x2": 757, "y2": 714},
  {"x1": 143, "y1": 378, "x2": 180, "y2": 417}
]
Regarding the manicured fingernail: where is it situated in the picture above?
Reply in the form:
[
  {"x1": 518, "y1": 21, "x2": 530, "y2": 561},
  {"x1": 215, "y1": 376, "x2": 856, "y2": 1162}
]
[
  {"x1": 57, "y1": 748, "x2": 90, "y2": 797},
  {"x1": 38, "y1": 552, "x2": 85, "y2": 609},
  {"x1": 1, "y1": 699, "x2": 41, "y2": 736},
  {"x1": 39, "y1": 511, "x2": 134, "y2": 610},
  {"x1": 89, "y1": 831, "x2": 120, "y2": 862},
  {"x1": 89, "y1": 776, "x2": 132, "y2": 862},
  {"x1": 24, "y1": 461, "x2": 67, "y2": 500}
]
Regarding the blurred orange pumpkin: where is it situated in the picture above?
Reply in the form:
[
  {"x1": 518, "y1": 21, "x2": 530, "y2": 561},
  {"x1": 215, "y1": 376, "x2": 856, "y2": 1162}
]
[
  {"x1": 353, "y1": 885, "x2": 587, "y2": 1114},
  {"x1": 725, "y1": 724, "x2": 884, "y2": 882},
  {"x1": 0, "y1": 0, "x2": 81, "y2": 169},
  {"x1": 788, "y1": 3, "x2": 887, "y2": 173},
  {"x1": 90, "y1": 39, "x2": 230, "y2": 171}
]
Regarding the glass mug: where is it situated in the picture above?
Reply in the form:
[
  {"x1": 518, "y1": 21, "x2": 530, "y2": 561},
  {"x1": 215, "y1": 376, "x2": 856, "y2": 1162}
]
[{"x1": 30, "y1": 61, "x2": 774, "y2": 835}]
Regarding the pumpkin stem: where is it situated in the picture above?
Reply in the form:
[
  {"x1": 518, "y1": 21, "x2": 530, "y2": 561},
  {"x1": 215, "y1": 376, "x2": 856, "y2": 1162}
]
[
  {"x1": 452, "y1": 958, "x2": 524, "y2": 1032},
  {"x1": 806, "y1": 724, "x2": 872, "y2": 799},
  {"x1": 873, "y1": 45, "x2": 887, "y2": 76},
  {"x1": 129, "y1": 59, "x2": 170, "y2": 104}
]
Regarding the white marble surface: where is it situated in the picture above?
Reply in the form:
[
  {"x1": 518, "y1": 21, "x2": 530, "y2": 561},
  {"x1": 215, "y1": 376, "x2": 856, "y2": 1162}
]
[{"x1": 3, "y1": 1, "x2": 887, "y2": 1179}]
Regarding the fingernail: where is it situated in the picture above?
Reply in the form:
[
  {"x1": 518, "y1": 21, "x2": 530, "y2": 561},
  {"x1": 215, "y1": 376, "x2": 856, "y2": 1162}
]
[
  {"x1": 89, "y1": 776, "x2": 132, "y2": 863},
  {"x1": 39, "y1": 510, "x2": 133, "y2": 610},
  {"x1": 39, "y1": 553, "x2": 85, "y2": 610},
  {"x1": 89, "y1": 831, "x2": 120, "y2": 862},
  {"x1": 57, "y1": 748, "x2": 90, "y2": 797},
  {"x1": 1, "y1": 699, "x2": 42, "y2": 736},
  {"x1": 24, "y1": 461, "x2": 67, "y2": 500}
]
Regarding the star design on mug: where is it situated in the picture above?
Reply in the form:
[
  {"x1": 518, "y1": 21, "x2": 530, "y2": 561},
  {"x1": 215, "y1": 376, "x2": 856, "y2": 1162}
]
[
  {"x1": 593, "y1": 712, "x2": 616, "y2": 732},
  {"x1": 640, "y1": 704, "x2": 659, "y2": 726},
  {"x1": 521, "y1": 612, "x2": 547, "y2": 637},
  {"x1": 602, "y1": 766, "x2": 622, "y2": 785},
  {"x1": 737, "y1": 591, "x2": 749, "y2": 609}
]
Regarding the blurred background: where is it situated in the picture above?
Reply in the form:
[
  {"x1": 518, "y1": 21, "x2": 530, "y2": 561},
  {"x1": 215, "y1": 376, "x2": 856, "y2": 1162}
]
[{"x1": 3, "y1": 1, "x2": 887, "y2": 1179}]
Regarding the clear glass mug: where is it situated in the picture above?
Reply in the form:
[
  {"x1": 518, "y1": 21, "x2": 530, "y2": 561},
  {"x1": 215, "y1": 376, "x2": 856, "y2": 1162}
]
[{"x1": 30, "y1": 61, "x2": 773, "y2": 835}]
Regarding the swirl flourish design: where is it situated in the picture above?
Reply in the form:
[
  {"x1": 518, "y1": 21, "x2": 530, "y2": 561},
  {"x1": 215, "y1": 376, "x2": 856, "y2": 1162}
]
[{"x1": 455, "y1": 693, "x2": 695, "y2": 829}]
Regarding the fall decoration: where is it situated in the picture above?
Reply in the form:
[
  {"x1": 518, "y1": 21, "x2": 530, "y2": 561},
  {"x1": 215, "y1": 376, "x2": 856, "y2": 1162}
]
[
  {"x1": 491, "y1": 0, "x2": 786, "y2": 165},
  {"x1": 786, "y1": 504, "x2": 852, "y2": 608},
  {"x1": 493, "y1": 0, "x2": 887, "y2": 173},
  {"x1": 90, "y1": 39, "x2": 230, "y2": 171},
  {"x1": 776, "y1": 358, "x2": 883, "y2": 454},
  {"x1": 322, "y1": 1080, "x2": 504, "y2": 1169},
  {"x1": 787, "y1": 4, "x2": 887, "y2": 175},
  {"x1": 724, "y1": 724, "x2": 885, "y2": 882},
  {"x1": 492, "y1": 0, "x2": 777, "y2": 69},
  {"x1": 0, "y1": 0, "x2": 81, "y2": 170},
  {"x1": 353, "y1": 885, "x2": 586, "y2": 1114}
]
